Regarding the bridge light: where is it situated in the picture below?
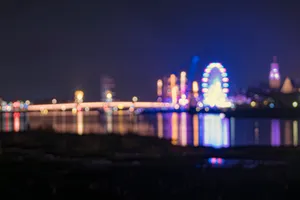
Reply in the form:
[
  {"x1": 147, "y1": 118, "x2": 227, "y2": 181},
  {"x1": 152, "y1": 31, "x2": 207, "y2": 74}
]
[
  {"x1": 132, "y1": 96, "x2": 138, "y2": 102},
  {"x1": 75, "y1": 90, "x2": 84, "y2": 103},
  {"x1": 250, "y1": 101, "x2": 256, "y2": 107},
  {"x1": 72, "y1": 107, "x2": 77, "y2": 115},
  {"x1": 52, "y1": 98, "x2": 57, "y2": 104},
  {"x1": 293, "y1": 101, "x2": 298, "y2": 108}
]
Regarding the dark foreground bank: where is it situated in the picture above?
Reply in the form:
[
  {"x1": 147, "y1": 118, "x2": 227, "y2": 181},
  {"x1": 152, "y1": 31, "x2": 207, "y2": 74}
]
[{"x1": 0, "y1": 131, "x2": 299, "y2": 199}]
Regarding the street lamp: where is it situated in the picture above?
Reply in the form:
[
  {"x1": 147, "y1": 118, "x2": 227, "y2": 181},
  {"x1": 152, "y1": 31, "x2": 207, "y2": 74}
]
[
  {"x1": 132, "y1": 96, "x2": 138, "y2": 102},
  {"x1": 75, "y1": 90, "x2": 84, "y2": 103},
  {"x1": 52, "y1": 98, "x2": 57, "y2": 104}
]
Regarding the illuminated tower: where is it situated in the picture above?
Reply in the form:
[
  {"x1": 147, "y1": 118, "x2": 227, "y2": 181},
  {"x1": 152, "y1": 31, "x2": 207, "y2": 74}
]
[
  {"x1": 269, "y1": 56, "x2": 281, "y2": 89},
  {"x1": 169, "y1": 74, "x2": 178, "y2": 104},
  {"x1": 180, "y1": 71, "x2": 187, "y2": 96},
  {"x1": 281, "y1": 77, "x2": 293, "y2": 94},
  {"x1": 192, "y1": 81, "x2": 199, "y2": 98},
  {"x1": 157, "y1": 79, "x2": 163, "y2": 101},
  {"x1": 101, "y1": 76, "x2": 115, "y2": 102}
]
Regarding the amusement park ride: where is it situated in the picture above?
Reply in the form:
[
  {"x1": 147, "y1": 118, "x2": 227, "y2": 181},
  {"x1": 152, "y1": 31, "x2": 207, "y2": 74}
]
[
  {"x1": 0, "y1": 57, "x2": 234, "y2": 113},
  {"x1": 157, "y1": 57, "x2": 233, "y2": 110}
]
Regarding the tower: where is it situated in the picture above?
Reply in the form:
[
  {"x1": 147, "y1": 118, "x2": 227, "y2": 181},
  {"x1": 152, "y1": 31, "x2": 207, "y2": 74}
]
[
  {"x1": 281, "y1": 77, "x2": 293, "y2": 94},
  {"x1": 269, "y1": 56, "x2": 281, "y2": 89},
  {"x1": 101, "y1": 76, "x2": 115, "y2": 102},
  {"x1": 157, "y1": 79, "x2": 163, "y2": 101}
]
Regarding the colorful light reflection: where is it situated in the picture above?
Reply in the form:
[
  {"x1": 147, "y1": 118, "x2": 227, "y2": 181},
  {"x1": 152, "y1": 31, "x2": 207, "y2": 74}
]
[{"x1": 203, "y1": 114, "x2": 230, "y2": 148}]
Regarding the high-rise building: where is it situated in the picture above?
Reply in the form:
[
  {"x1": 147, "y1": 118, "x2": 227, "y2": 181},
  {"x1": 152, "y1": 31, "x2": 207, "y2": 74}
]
[{"x1": 269, "y1": 56, "x2": 281, "y2": 89}]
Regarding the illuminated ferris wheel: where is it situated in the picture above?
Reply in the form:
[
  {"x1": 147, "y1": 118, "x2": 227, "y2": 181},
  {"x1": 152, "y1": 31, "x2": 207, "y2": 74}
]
[{"x1": 201, "y1": 63, "x2": 230, "y2": 107}]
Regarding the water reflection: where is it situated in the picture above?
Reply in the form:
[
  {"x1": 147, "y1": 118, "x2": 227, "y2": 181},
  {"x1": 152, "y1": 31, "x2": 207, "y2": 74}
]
[
  {"x1": 293, "y1": 120, "x2": 298, "y2": 146},
  {"x1": 203, "y1": 114, "x2": 229, "y2": 148},
  {"x1": 106, "y1": 113, "x2": 113, "y2": 133},
  {"x1": 171, "y1": 113, "x2": 178, "y2": 145},
  {"x1": 157, "y1": 113, "x2": 163, "y2": 138},
  {"x1": 179, "y1": 113, "x2": 187, "y2": 146},
  {"x1": 254, "y1": 122, "x2": 259, "y2": 145},
  {"x1": 77, "y1": 111, "x2": 83, "y2": 135},
  {"x1": 1, "y1": 111, "x2": 300, "y2": 148},
  {"x1": 284, "y1": 121, "x2": 292, "y2": 146},
  {"x1": 193, "y1": 115, "x2": 199, "y2": 146},
  {"x1": 271, "y1": 120, "x2": 280, "y2": 146},
  {"x1": 13, "y1": 112, "x2": 20, "y2": 132},
  {"x1": 230, "y1": 118, "x2": 235, "y2": 145}
]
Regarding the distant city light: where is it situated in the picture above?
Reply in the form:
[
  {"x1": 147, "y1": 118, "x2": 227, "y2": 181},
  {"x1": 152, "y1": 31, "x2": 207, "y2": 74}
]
[
  {"x1": 75, "y1": 90, "x2": 84, "y2": 103},
  {"x1": 72, "y1": 107, "x2": 77, "y2": 115},
  {"x1": 132, "y1": 96, "x2": 138, "y2": 102},
  {"x1": 106, "y1": 92, "x2": 112, "y2": 99},
  {"x1": 118, "y1": 104, "x2": 124, "y2": 110},
  {"x1": 52, "y1": 98, "x2": 57, "y2": 104},
  {"x1": 41, "y1": 109, "x2": 48, "y2": 115},
  {"x1": 250, "y1": 101, "x2": 256, "y2": 107},
  {"x1": 292, "y1": 101, "x2": 298, "y2": 108},
  {"x1": 157, "y1": 79, "x2": 163, "y2": 97}
]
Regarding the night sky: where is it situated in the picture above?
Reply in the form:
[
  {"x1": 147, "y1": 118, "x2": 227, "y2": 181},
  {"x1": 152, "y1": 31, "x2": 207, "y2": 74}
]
[{"x1": 1, "y1": 0, "x2": 300, "y2": 101}]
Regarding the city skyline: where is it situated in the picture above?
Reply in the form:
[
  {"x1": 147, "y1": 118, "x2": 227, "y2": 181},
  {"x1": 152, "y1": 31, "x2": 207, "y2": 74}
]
[{"x1": 2, "y1": 0, "x2": 300, "y2": 101}]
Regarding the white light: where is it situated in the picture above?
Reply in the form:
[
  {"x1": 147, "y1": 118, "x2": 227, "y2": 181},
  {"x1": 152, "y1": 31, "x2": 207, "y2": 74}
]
[
  {"x1": 293, "y1": 101, "x2": 298, "y2": 108},
  {"x1": 52, "y1": 99, "x2": 57, "y2": 104},
  {"x1": 132, "y1": 96, "x2": 138, "y2": 102}
]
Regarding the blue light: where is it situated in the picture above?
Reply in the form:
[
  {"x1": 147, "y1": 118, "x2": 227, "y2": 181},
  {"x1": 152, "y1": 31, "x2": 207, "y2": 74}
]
[
  {"x1": 223, "y1": 83, "x2": 229, "y2": 87},
  {"x1": 269, "y1": 103, "x2": 275, "y2": 108},
  {"x1": 203, "y1": 73, "x2": 209, "y2": 78},
  {"x1": 192, "y1": 56, "x2": 200, "y2": 64},
  {"x1": 202, "y1": 83, "x2": 208, "y2": 88},
  {"x1": 221, "y1": 73, "x2": 228, "y2": 77}
]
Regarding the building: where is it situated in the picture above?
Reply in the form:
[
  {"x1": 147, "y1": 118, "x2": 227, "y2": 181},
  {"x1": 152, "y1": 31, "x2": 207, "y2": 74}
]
[{"x1": 269, "y1": 56, "x2": 281, "y2": 89}]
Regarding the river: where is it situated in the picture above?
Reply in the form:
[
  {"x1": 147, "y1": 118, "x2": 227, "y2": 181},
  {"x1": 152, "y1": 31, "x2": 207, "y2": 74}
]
[{"x1": 1, "y1": 111, "x2": 298, "y2": 148}]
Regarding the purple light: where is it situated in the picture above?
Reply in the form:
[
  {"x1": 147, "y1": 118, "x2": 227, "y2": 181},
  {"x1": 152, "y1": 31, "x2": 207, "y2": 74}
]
[{"x1": 271, "y1": 120, "x2": 280, "y2": 146}]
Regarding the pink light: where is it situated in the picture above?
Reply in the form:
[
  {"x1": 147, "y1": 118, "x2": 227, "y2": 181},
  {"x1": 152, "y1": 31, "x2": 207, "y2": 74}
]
[
  {"x1": 202, "y1": 88, "x2": 208, "y2": 93},
  {"x1": 217, "y1": 158, "x2": 223, "y2": 163},
  {"x1": 202, "y1": 78, "x2": 208, "y2": 82},
  {"x1": 13, "y1": 101, "x2": 20, "y2": 108},
  {"x1": 222, "y1": 88, "x2": 229, "y2": 93},
  {"x1": 222, "y1": 77, "x2": 229, "y2": 82},
  {"x1": 205, "y1": 68, "x2": 211, "y2": 73},
  {"x1": 211, "y1": 157, "x2": 217, "y2": 164}
]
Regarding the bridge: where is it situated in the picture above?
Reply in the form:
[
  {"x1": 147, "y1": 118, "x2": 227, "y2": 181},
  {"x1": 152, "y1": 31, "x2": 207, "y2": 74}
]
[{"x1": 28, "y1": 101, "x2": 174, "y2": 112}]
